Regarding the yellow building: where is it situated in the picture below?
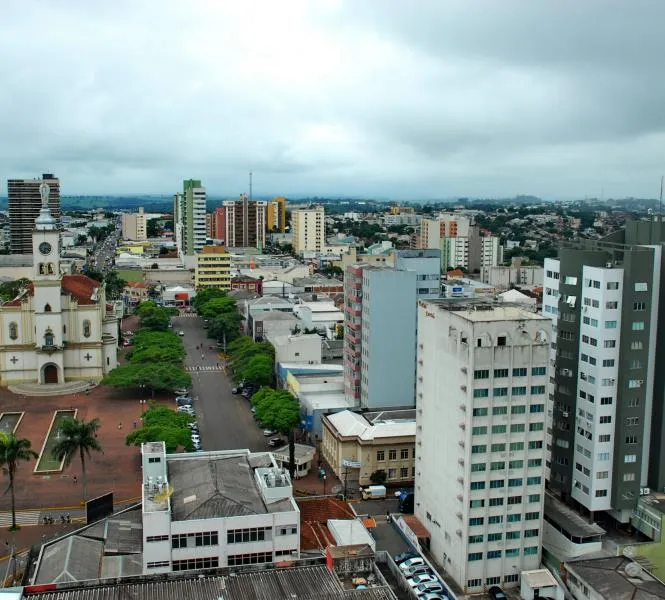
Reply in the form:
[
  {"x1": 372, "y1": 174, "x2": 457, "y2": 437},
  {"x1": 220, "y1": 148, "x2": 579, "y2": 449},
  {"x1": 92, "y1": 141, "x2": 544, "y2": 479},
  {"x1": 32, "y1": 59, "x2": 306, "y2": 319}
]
[
  {"x1": 267, "y1": 196, "x2": 287, "y2": 233},
  {"x1": 321, "y1": 409, "x2": 416, "y2": 492},
  {"x1": 194, "y1": 245, "x2": 231, "y2": 290}
]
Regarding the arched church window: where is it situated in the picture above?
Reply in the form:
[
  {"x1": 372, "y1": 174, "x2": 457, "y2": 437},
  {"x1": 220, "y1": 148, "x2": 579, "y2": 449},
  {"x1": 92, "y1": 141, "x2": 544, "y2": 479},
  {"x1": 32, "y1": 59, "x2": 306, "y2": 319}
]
[
  {"x1": 39, "y1": 264, "x2": 45, "y2": 275},
  {"x1": 44, "y1": 329, "x2": 54, "y2": 347},
  {"x1": 8, "y1": 322, "x2": 18, "y2": 340},
  {"x1": 47, "y1": 263, "x2": 54, "y2": 275},
  {"x1": 83, "y1": 320, "x2": 91, "y2": 338},
  {"x1": 44, "y1": 304, "x2": 52, "y2": 312}
]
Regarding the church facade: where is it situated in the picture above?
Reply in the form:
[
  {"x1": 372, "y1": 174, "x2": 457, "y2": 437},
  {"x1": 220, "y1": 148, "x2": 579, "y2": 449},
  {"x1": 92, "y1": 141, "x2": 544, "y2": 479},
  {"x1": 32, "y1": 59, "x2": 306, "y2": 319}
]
[{"x1": 0, "y1": 184, "x2": 118, "y2": 386}]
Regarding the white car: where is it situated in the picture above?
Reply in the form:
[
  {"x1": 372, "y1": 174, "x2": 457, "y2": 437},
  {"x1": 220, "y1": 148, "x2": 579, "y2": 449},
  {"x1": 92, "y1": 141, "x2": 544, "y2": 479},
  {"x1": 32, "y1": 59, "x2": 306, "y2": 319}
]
[
  {"x1": 263, "y1": 429, "x2": 277, "y2": 437},
  {"x1": 407, "y1": 574, "x2": 437, "y2": 589},
  {"x1": 178, "y1": 331, "x2": 185, "y2": 336},
  {"x1": 400, "y1": 557, "x2": 425, "y2": 572}
]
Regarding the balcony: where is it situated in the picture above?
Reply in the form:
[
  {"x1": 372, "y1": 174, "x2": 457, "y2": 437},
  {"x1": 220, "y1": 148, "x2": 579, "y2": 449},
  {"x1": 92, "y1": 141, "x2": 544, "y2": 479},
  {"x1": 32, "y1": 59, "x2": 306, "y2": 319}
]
[{"x1": 37, "y1": 343, "x2": 63, "y2": 355}]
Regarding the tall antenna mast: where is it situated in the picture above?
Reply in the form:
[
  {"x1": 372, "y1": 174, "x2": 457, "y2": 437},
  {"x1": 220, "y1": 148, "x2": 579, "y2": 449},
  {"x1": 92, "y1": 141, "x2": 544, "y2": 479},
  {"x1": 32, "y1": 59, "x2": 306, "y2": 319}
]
[
  {"x1": 660, "y1": 175, "x2": 663, "y2": 218},
  {"x1": 249, "y1": 171, "x2": 253, "y2": 203}
]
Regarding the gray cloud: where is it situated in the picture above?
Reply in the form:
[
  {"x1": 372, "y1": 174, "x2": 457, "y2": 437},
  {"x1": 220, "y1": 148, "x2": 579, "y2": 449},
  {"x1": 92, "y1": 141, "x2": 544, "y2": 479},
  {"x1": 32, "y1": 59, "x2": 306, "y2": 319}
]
[{"x1": 1, "y1": 0, "x2": 664, "y2": 199}]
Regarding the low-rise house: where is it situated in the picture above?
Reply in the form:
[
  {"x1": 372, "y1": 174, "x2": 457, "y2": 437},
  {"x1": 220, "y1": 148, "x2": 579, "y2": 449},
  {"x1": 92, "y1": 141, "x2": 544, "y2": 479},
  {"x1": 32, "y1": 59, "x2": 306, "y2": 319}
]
[
  {"x1": 266, "y1": 332, "x2": 322, "y2": 364},
  {"x1": 321, "y1": 409, "x2": 416, "y2": 494}
]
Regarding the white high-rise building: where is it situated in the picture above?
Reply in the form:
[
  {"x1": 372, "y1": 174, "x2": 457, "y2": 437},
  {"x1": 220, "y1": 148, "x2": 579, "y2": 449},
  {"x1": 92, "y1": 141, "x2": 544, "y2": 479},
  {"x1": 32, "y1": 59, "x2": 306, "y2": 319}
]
[
  {"x1": 481, "y1": 235, "x2": 502, "y2": 269},
  {"x1": 415, "y1": 299, "x2": 551, "y2": 594},
  {"x1": 121, "y1": 207, "x2": 147, "y2": 241}
]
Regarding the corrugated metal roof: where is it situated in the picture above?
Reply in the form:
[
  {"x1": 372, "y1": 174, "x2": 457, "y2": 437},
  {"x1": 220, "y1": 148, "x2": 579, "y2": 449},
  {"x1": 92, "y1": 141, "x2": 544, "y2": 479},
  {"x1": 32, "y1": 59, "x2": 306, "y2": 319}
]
[{"x1": 27, "y1": 565, "x2": 397, "y2": 600}]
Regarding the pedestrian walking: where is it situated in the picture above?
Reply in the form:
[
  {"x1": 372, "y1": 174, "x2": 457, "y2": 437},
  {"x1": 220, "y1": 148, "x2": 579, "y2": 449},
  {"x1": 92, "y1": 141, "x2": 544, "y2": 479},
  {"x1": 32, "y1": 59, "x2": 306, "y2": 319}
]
[
  {"x1": 73, "y1": 475, "x2": 78, "y2": 485},
  {"x1": 118, "y1": 421, "x2": 122, "y2": 430},
  {"x1": 133, "y1": 421, "x2": 137, "y2": 428}
]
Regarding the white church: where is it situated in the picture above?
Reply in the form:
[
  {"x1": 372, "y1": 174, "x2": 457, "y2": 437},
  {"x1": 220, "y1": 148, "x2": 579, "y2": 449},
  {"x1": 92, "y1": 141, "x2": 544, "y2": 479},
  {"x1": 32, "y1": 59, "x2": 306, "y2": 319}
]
[{"x1": 0, "y1": 184, "x2": 118, "y2": 386}]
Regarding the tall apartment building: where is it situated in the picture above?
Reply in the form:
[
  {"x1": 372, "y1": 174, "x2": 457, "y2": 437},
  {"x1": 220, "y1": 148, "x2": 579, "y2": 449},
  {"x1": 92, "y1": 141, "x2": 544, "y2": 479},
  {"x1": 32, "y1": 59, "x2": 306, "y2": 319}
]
[
  {"x1": 267, "y1": 196, "x2": 287, "y2": 233},
  {"x1": 121, "y1": 207, "x2": 147, "y2": 241},
  {"x1": 481, "y1": 235, "x2": 503, "y2": 269},
  {"x1": 394, "y1": 249, "x2": 441, "y2": 299},
  {"x1": 222, "y1": 195, "x2": 267, "y2": 249},
  {"x1": 415, "y1": 299, "x2": 550, "y2": 594},
  {"x1": 292, "y1": 206, "x2": 325, "y2": 255},
  {"x1": 343, "y1": 265, "x2": 417, "y2": 408},
  {"x1": 174, "y1": 179, "x2": 207, "y2": 256},
  {"x1": 543, "y1": 220, "x2": 665, "y2": 523},
  {"x1": 194, "y1": 245, "x2": 231, "y2": 290},
  {"x1": 8, "y1": 173, "x2": 61, "y2": 254},
  {"x1": 209, "y1": 207, "x2": 226, "y2": 242}
]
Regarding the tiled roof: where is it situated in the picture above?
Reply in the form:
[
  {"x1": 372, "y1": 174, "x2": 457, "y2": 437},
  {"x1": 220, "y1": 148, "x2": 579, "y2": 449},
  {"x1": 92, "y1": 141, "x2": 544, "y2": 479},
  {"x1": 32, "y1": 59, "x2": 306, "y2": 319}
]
[
  {"x1": 62, "y1": 275, "x2": 102, "y2": 305},
  {"x1": 296, "y1": 497, "x2": 356, "y2": 551},
  {"x1": 2, "y1": 275, "x2": 102, "y2": 307}
]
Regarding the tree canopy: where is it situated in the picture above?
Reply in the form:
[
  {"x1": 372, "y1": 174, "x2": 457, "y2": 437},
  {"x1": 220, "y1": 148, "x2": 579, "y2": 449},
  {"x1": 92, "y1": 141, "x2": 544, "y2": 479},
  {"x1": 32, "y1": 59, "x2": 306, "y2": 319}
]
[
  {"x1": 135, "y1": 301, "x2": 175, "y2": 331},
  {"x1": 252, "y1": 388, "x2": 300, "y2": 434},
  {"x1": 198, "y1": 296, "x2": 237, "y2": 320},
  {"x1": 103, "y1": 362, "x2": 191, "y2": 395},
  {"x1": 125, "y1": 405, "x2": 194, "y2": 452},
  {"x1": 0, "y1": 279, "x2": 28, "y2": 303},
  {"x1": 193, "y1": 288, "x2": 228, "y2": 313},
  {"x1": 228, "y1": 337, "x2": 275, "y2": 384},
  {"x1": 208, "y1": 311, "x2": 244, "y2": 346},
  {"x1": 242, "y1": 354, "x2": 274, "y2": 387}
]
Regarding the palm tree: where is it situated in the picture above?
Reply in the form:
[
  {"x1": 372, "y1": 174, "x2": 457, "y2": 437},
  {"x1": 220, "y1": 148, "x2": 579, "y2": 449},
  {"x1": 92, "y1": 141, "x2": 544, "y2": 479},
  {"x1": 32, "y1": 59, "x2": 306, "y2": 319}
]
[
  {"x1": 0, "y1": 433, "x2": 38, "y2": 530},
  {"x1": 51, "y1": 417, "x2": 102, "y2": 502}
]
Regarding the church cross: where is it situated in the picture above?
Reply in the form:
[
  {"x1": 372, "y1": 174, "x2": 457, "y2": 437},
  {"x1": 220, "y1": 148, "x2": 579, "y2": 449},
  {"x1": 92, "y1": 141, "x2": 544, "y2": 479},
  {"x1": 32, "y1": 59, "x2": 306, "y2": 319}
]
[
  {"x1": 9, "y1": 356, "x2": 18, "y2": 365},
  {"x1": 84, "y1": 353, "x2": 93, "y2": 361}
]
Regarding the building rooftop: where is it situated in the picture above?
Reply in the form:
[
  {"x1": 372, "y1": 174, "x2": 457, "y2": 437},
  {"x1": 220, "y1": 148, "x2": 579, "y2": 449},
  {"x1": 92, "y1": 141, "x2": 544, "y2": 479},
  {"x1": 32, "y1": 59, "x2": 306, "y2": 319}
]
[
  {"x1": 26, "y1": 564, "x2": 396, "y2": 600},
  {"x1": 545, "y1": 492, "x2": 605, "y2": 539},
  {"x1": 299, "y1": 391, "x2": 353, "y2": 411},
  {"x1": 293, "y1": 276, "x2": 344, "y2": 287},
  {"x1": 168, "y1": 452, "x2": 294, "y2": 521},
  {"x1": 254, "y1": 311, "x2": 298, "y2": 323},
  {"x1": 34, "y1": 508, "x2": 143, "y2": 585},
  {"x1": 426, "y1": 298, "x2": 550, "y2": 322},
  {"x1": 325, "y1": 410, "x2": 416, "y2": 441},
  {"x1": 566, "y1": 556, "x2": 665, "y2": 600}
]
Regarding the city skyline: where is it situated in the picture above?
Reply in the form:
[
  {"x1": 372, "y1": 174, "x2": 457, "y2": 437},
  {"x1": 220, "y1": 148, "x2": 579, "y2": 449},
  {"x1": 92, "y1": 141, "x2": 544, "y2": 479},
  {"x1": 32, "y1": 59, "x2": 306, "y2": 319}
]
[{"x1": 2, "y1": 1, "x2": 665, "y2": 199}]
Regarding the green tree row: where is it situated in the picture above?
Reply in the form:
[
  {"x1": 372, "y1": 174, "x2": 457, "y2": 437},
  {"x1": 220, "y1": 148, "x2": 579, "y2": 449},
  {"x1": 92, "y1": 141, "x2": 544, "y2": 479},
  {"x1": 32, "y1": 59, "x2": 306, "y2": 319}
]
[{"x1": 193, "y1": 288, "x2": 244, "y2": 349}]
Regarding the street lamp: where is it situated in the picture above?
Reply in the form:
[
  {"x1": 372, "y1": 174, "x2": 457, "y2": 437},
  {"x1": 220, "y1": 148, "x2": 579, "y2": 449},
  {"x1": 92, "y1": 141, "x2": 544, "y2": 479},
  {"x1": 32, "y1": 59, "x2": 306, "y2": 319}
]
[{"x1": 323, "y1": 475, "x2": 327, "y2": 496}]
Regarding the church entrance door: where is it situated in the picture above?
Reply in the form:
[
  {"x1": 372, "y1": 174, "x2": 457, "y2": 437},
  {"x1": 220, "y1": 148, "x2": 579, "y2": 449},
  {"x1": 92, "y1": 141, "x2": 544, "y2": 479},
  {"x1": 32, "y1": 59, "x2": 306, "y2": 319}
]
[{"x1": 43, "y1": 364, "x2": 58, "y2": 384}]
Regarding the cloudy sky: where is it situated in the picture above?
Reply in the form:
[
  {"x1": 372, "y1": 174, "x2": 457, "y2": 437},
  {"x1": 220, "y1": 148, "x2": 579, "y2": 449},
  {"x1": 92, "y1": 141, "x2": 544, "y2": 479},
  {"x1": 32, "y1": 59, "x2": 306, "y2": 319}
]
[{"x1": 1, "y1": 1, "x2": 664, "y2": 200}]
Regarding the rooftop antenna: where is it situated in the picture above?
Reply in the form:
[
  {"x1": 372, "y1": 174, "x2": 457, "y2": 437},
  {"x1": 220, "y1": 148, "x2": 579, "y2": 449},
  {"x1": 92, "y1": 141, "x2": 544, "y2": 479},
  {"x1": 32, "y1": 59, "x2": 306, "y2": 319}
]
[
  {"x1": 249, "y1": 171, "x2": 253, "y2": 203},
  {"x1": 660, "y1": 175, "x2": 663, "y2": 219}
]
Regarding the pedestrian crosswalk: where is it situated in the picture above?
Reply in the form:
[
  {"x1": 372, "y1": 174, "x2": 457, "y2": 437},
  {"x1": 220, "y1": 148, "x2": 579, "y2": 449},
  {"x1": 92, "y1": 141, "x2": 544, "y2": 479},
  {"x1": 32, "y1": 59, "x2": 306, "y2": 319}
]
[
  {"x1": 0, "y1": 510, "x2": 41, "y2": 527},
  {"x1": 186, "y1": 365, "x2": 224, "y2": 372},
  {"x1": 176, "y1": 312, "x2": 197, "y2": 318}
]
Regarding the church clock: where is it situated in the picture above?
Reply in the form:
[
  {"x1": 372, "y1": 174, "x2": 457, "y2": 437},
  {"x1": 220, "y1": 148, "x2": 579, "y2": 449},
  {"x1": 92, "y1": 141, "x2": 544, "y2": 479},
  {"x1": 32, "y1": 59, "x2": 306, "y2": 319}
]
[{"x1": 39, "y1": 242, "x2": 52, "y2": 255}]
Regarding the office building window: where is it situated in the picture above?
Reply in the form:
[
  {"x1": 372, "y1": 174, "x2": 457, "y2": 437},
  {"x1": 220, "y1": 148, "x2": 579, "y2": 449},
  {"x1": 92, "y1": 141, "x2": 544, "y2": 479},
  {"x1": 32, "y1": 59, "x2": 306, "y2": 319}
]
[
  {"x1": 511, "y1": 405, "x2": 526, "y2": 414},
  {"x1": 491, "y1": 443, "x2": 506, "y2": 452},
  {"x1": 470, "y1": 499, "x2": 485, "y2": 509},
  {"x1": 512, "y1": 386, "x2": 527, "y2": 396},
  {"x1": 493, "y1": 387, "x2": 508, "y2": 397},
  {"x1": 472, "y1": 445, "x2": 487, "y2": 454},
  {"x1": 494, "y1": 368, "x2": 509, "y2": 378},
  {"x1": 513, "y1": 368, "x2": 527, "y2": 377},
  {"x1": 531, "y1": 385, "x2": 546, "y2": 394},
  {"x1": 511, "y1": 424, "x2": 525, "y2": 433},
  {"x1": 493, "y1": 406, "x2": 508, "y2": 415},
  {"x1": 488, "y1": 532, "x2": 502, "y2": 541},
  {"x1": 487, "y1": 550, "x2": 502, "y2": 559},
  {"x1": 468, "y1": 552, "x2": 483, "y2": 561},
  {"x1": 634, "y1": 282, "x2": 648, "y2": 292},
  {"x1": 529, "y1": 422, "x2": 544, "y2": 432},
  {"x1": 527, "y1": 476, "x2": 541, "y2": 485},
  {"x1": 172, "y1": 557, "x2": 219, "y2": 571},
  {"x1": 469, "y1": 517, "x2": 484, "y2": 526},
  {"x1": 474, "y1": 388, "x2": 489, "y2": 398},
  {"x1": 492, "y1": 425, "x2": 507, "y2": 434},
  {"x1": 400, "y1": 448, "x2": 409, "y2": 459},
  {"x1": 528, "y1": 494, "x2": 541, "y2": 503},
  {"x1": 472, "y1": 407, "x2": 488, "y2": 416},
  {"x1": 227, "y1": 553, "x2": 272, "y2": 567},
  {"x1": 376, "y1": 450, "x2": 384, "y2": 461},
  {"x1": 488, "y1": 515, "x2": 503, "y2": 524},
  {"x1": 607, "y1": 282, "x2": 620, "y2": 290},
  {"x1": 507, "y1": 514, "x2": 521, "y2": 523},
  {"x1": 489, "y1": 498, "x2": 504, "y2": 507},
  {"x1": 389, "y1": 449, "x2": 397, "y2": 460},
  {"x1": 604, "y1": 339, "x2": 616, "y2": 348},
  {"x1": 471, "y1": 463, "x2": 486, "y2": 472},
  {"x1": 469, "y1": 534, "x2": 484, "y2": 544},
  {"x1": 524, "y1": 546, "x2": 539, "y2": 555},
  {"x1": 532, "y1": 367, "x2": 547, "y2": 376},
  {"x1": 474, "y1": 369, "x2": 490, "y2": 379},
  {"x1": 227, "y1": 528, "x2": 269, "y2": 544}
]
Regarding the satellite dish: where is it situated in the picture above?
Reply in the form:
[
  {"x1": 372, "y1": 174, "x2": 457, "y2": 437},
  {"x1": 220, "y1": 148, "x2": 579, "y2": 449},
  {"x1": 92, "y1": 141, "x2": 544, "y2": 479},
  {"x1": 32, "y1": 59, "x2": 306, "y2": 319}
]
[
  {"x1": 624, "y1": 562, "x2": 642, "y2": 578},
  {"x1": 623, "y1": 546, "x2": 635, "y2": 558}
]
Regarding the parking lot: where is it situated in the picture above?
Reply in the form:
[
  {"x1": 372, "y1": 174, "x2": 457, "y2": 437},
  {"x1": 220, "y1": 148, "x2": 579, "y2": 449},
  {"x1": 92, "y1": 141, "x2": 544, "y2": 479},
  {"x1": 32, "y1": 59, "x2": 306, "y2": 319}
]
[{"x1": 173, "y1": 315, "x2": 273, "y2": 452}]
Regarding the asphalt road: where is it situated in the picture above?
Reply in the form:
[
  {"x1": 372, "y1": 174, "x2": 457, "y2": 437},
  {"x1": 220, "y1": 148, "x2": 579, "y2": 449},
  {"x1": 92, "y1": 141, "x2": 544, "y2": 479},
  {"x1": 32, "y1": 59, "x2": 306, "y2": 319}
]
[{"x1": 173, "y1": 314, "x2": 270, "y2": 452}]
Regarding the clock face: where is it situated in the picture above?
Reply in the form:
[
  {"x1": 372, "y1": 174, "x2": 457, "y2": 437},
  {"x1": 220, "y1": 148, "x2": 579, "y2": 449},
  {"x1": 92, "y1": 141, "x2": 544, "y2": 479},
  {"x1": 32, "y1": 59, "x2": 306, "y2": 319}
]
[{"x1": 39, "y1": 242, "x2": 52, "y2": 256}]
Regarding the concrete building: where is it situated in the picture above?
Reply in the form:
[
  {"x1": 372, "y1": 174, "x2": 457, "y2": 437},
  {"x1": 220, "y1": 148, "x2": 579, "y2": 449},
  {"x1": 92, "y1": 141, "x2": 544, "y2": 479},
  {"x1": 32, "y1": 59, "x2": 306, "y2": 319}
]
[
  {"x1": 194, "y1": 246, "x2": 231, "y2": 290},
  {"x1": 294, "y1": 301, "x2": 344, "y2": 333},
  {"x1": 321, "y1": 409, "x2": 416, "y2": 493},
  {"x1": 141, "y1": 442, "x2": 300, "y2": 574},
  {"x1": 174, "y1": 179, "x2": 207, "y2": 256},
  {"x1": 415, "y1": 299, "x2": 551, "y2": 594},
  {"x1": 209, "y1": 206, "x2": 226, "y2": 242},
  {"x1": 394, "y1": 249, "x2": 441, "y2": 299},
  {"x1": 343, "y1": 265, "x2": 417, "y2": 409},
  {"x1": 266, "y1": 332, "x2": 322, "y2": 365},
  {"x1": 292, "y1": 206, "x2": 325, "y2": 255},
  {"x1": 267, "y1": 196, "x2": 287, "y2": 233},
  {"x1": 8, "y1": 173, "x2": 61, "y2": 255},
  {"x1": 544, "y1": 220, "x2": 665, "y2": 524},
  {"x1": 121, "y1": 207, "x2": 147, "y2": 241},
  {"x1": 481, "y1": 263, "x2": 544, "y2": 289},
  {"x1": 223, "y1": 195, "x2": 267, "y2": 249},
  {"x1": 481, "y1": 234, "x2": 503, "y2": 269}
]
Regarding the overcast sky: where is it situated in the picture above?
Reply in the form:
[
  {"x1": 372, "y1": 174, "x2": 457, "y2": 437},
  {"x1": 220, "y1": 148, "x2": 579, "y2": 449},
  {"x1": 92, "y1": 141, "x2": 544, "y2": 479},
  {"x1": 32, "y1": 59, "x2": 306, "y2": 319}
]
[{"x1": 2, "y1": 1, "x2": 664, "y2": 200}]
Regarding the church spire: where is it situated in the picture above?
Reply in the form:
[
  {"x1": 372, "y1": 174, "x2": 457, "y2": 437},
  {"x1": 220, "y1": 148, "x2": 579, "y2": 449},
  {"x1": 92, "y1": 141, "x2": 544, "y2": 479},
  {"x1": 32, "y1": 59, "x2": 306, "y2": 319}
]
[{"x1": 35, "y1": 182, "x2": 57, "y2": 231}]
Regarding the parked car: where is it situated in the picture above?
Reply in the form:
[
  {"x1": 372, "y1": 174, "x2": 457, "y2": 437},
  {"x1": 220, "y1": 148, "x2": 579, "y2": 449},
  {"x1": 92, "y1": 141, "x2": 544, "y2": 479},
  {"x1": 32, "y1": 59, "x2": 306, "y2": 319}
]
[
  {"x1": 268, "y1": 437, "x2": 283, "y2": 448},
  {"x1": 263, "y1": 429, "x2": 277, "y2": 437},
  {"x1": 232, "y1": 387, "x2": 240, "y2": 394},
  {"x1": 415, "y1": 582, "x2": 444, "y2": 596},
  {"x1": 187, "y1": 422, "x2": 198, "y2": 430},
  {"x1": 174, "y1": 388, "x2": 189, "y2": 396},
  {"x1": 178, "y1": 331, "x2": 185, "y2": 336},
  {"x1": 420, "y1": 593, "x2": 447, "y2": 600},
  {"x1": 404, "y1": 564, "x2": 432, "y2": 578},
  {"x1": 400, "y1": 557, "x2": 425, "y2": 572},
  {"x1": 407, "y1": 574, "x2": 437, "y2": 589},
  {"x1": 488, "y1": 586, "x2": 507, "y2": 600},
  {"x1": 176, "y1": 395, "x2": 192, "y2": 402},
  {"x1": 394, "y1": 552, "x2": 418, "y2": 564},
  {"x1": 250, "y1": 406, "x2": 256, "y2": 414},
  {"x1": 191, "y1": 434, "x2": 201, "y2": 444}
]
